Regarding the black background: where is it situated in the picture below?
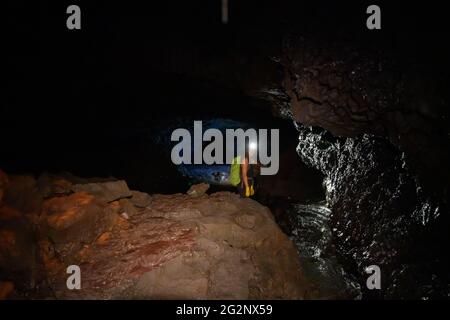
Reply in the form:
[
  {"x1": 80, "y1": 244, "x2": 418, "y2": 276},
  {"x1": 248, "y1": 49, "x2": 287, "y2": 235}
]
[
  {"x1": 3, "y1": 1, "x2": 450, "y2": 183},
  {"x1": 5, "y1": 1, "x2": 450, "y2": 124}
]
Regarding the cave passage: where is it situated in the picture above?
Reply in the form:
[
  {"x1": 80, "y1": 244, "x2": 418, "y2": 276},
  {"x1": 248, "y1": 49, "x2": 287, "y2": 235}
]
[{"x1": 2, "y1": 0, "x2": 450, "y2": 301}]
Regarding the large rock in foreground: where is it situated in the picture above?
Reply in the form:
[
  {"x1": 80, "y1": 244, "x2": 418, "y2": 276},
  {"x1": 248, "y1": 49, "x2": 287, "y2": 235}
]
[{"x1": 42, "y1": 191, "x2": 312, "y2": 299}]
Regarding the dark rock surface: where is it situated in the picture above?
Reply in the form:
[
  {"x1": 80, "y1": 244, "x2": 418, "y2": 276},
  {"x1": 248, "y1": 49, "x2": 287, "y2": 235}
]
[
  {"x1": 296, "y1": 124, "x2": 449, "y2": 299},
  {"x1": 275, "y1": 36, "x2": 450, "y2": 195}
]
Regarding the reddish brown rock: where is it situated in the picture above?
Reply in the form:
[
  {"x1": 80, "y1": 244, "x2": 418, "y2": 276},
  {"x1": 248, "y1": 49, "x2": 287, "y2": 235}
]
[
  {"x1": 37, "y1": 173, "x2": 73, "y2": 198},
  {"x1": 2, "y1": 175, "x2": 42, "y2": 216},
  {"x1": 186, "y1": 183, "x2": 210, "y2": 197},
  {"x1": 0, "y1": 205, "x2": 22, "y2": 221},
  {"x1": 0, "y1": 171, "x2": 315, "y2": 299},
  {"x1": 0, "y1": 281, "x2": 14, "y2": 300},
  {"x1": 96, "y1": 232, "x2": 111, "y2": 246},
  {"x1": 118, "y1": 198, "x2": 138, "y2": 217},
  {"x1": 70, "y1": 180, "x2": 132, "y2": 202},
  {"x1": 42, "y1": 191, "x2": 314, "y2": 299},
  {"x1": 129, "y1": 190, "x2": 152, "y2": 208},
  {"x1": 0, "y1": 225, "x2": 36, "y2": 287},
  {"x1": 39, "y1": 192, "x2": 119, "y2": 258}
]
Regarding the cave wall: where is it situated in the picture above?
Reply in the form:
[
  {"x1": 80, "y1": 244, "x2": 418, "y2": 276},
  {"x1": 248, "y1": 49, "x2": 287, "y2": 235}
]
[
  {"x1": 296, "y1": 125, "x2": 449, "y2": 298},
  {"x1": 273, "y1": 36, "x2": 450, "y2": 193},
  {"x1": 273, "y1": 36, "x2": 450, "y2": 298},
  {"x1": 5, "y1": 1, "x2": 449, "y2": 299},
  {"x1": 140, "y1": 27, "x2": 450, "y2": 298}
]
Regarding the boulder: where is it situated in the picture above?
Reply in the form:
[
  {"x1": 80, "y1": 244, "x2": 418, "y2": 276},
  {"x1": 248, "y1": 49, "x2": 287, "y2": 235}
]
[
  {"x1": 39, "y1": 192, "x2": 119, "y2": 257},
  {"x1": 129, "y1": 190, "x2": 152, "y2": 208},
  {"x1": 186, "y1": 183, "x2": 209, "y2": 197},
  {"x1": 37, "y1": 173, "x2": 72, "y2": 198},
  {"x1": 71, "y1": 180, "x2": 132, "y2": 202},
  {"x1": 118, "y1": 198, "x2": 138, "y2": 217},
  {"x1": 42, "y1": 191, "x2": 314, "y2": 299}
]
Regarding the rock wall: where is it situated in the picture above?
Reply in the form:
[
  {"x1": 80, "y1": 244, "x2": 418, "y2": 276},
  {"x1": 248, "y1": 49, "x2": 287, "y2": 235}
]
[
  {"x1": 273, "y1": 36, "x2": 450, "y2": 194},
  {"x1": 296, "y1": 124, "x2": 449, "y2": 298}
]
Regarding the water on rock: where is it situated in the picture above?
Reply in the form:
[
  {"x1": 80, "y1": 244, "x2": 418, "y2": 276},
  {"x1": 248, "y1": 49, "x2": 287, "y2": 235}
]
[{"x1": 295, "y1": 124, "x2": 450, "y2": 299}]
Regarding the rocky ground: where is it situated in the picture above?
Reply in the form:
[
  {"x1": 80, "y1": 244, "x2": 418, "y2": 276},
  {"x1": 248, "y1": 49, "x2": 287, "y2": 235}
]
[{"x1": 0, "y1": 169, "x2": 317, "y2": 300}]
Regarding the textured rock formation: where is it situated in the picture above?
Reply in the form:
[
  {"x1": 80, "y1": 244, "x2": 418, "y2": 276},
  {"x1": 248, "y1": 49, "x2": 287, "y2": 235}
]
[
  {"x1": 45, "y1": 191, "x2": 311, "y2": 299},
  {"x1": 186, "y1": 183, "x2": 210, "y2": 197},
  {"x1": 141, "y1": 29, "x2": 449, "y2": 193},
  {"x1": 39, "y1": 192, "x2": 120, "y2": 257},
  {"x1": 71, "y1": 180, "x2": 132, "y2": 203},
  {"x1": 0, "y1": 174, "x2": 42, "y2": 296},
  {"x1": 129, "y1": 191, "x2": 152, "y2": 208},
  {"x1": 275, "y1": 36, "x2": 450, "y2": 193},
  {"x1": 276, "y1": 35, "x2": 449, "y2": 299},
  {"x1": 0, "y1": 172, "x2": 314, "y2": 299},
  {"x1": 296, "y1": 124, "x2": 449, "y2": 298}
]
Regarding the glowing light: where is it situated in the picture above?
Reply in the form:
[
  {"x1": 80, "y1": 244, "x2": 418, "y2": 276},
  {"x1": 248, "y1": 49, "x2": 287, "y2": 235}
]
[{"x1": 249, "y1": 142, "x2": 257, "y2": 150}]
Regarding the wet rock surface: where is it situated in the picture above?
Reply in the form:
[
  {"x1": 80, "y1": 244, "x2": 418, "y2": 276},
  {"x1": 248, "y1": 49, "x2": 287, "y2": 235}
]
[
  {"x1": 281, "y1": 202, "x2": 361, "y2": 299},
  {"x1": 0, "y1": 171, "x2": 315, "y2": 299},
  {"x1": 296, "y1": 125, "x2": 450, "y2": 299}
]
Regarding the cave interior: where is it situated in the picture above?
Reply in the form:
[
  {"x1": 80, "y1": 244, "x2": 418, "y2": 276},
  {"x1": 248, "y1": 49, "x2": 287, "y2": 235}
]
[{"x1": 2, "y1": 1, "x2": 450, "y2": 300}]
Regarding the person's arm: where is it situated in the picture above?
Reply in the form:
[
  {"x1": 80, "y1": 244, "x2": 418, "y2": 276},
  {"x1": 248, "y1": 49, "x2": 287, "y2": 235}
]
[{"x1": 241, "y1": 157, "x2": 249, "y2": 189}]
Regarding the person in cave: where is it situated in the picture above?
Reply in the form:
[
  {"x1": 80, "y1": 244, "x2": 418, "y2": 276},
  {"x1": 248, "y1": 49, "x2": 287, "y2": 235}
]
[{"x1": 230, "y1": 142, "x2": 259, "y2": 198}]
